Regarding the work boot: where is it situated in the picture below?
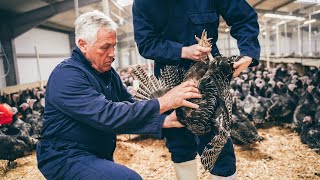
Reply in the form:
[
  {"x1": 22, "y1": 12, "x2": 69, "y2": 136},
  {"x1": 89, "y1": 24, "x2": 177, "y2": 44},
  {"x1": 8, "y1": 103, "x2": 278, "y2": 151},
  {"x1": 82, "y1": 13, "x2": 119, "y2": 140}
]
[{"x1": 173, "y1": 159, "x2": 199, "y2": 180}]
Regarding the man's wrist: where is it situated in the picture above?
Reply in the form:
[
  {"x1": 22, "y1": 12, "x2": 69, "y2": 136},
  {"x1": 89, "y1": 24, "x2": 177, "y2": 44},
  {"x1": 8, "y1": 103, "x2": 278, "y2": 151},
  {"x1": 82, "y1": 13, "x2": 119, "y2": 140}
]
[
  {"x1": 158, "y1": 97, "x2": 170, "y2": 114},
  {"x1": 181, "y1": 47, "x2": 187, "y2": 59},
  {"x1": 242, "y1": 56, "x2": 253, "y2": 64}
]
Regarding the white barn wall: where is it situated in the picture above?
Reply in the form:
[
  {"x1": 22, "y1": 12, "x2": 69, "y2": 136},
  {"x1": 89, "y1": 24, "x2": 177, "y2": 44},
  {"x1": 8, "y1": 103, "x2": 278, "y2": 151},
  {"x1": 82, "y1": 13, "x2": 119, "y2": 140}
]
[
  {"x1": 14, "y1": 28, "x2": 70, "y2": 84},
  {"x1": 15, "y1": 28, "x2": 70, "y2": 54},
  {"x1": 17, "y1": 58, "x2": 66, "y2": 84}
]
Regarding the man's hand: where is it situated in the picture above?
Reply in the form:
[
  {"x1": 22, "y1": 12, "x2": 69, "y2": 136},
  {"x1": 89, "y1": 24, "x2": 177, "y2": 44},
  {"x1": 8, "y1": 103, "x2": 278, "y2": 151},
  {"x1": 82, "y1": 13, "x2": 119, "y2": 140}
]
[
  {"x1": 181, "y1": 44, "x2": 212, "y2": 61},
  {"x1": 162, "y1": 111, "x2": 184, "y2": 128},
  {"x1": 233, "y1": 56, "x2": 252, "y2": 77},
  {"x1": 158, "y1": 80, "x2": 201, "y2": 114}
]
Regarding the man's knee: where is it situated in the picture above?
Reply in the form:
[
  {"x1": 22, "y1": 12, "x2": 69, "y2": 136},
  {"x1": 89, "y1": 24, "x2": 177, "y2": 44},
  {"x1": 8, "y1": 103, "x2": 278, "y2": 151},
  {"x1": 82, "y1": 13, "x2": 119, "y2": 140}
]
[
  {"x1": 163, "y1": 128, "x2": 198, "y2": 163},
  {"x1": 68, "y1": 154, "x2": 142, "y2": 180}
]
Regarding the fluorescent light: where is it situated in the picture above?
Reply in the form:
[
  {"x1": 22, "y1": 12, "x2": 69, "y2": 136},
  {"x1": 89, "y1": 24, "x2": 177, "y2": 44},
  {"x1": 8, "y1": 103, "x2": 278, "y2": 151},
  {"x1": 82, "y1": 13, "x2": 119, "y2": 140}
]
[
  {"x1": 116, "y1": 0, "x2": 133, "y2": 7},
  {"x1": 295, "y1": 0, "x2": 320, "y2": 4},
  {"x1": 304, "y1": 19, "x2": 316, "y2": 25},
  {"x1": 295, "y1": 0, "x2": 317, "y2": 3},
  {"x1": 264, "y1": 13, "x2": 305, "y2": 21},
  {"x1": 311, "y1": 9, "x2": 320, "y2": 15},
  {"x1": 277, "y1": 21, "x2": 287, "y2": 26}
]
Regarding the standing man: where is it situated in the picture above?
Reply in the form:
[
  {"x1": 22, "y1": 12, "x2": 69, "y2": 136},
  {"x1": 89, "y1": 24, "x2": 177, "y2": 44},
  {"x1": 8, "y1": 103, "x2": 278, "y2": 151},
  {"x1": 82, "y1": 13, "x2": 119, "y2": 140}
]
[
  {"x1": 36, "y1": 10, "x2": 201, "y2": 180},
  {"x1": 133, "y1": 1, "x2": 260, "y2": 179}
]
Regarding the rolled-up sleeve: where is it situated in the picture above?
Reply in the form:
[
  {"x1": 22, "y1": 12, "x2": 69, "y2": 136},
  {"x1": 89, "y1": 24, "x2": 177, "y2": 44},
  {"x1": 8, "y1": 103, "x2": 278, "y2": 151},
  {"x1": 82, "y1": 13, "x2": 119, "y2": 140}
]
[
  {"x1": 47, "y1": 65, "x2": 165, "y2": 138},
  {"x1": 217, "y1": 0, "x2": 261, "y2": 66}
]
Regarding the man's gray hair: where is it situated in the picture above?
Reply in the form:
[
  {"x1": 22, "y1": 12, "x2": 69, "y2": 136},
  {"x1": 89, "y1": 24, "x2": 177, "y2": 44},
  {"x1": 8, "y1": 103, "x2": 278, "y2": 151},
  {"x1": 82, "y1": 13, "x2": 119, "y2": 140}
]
[{"x1": 74, "y1": 10, "x2": 118, "y2": 46}]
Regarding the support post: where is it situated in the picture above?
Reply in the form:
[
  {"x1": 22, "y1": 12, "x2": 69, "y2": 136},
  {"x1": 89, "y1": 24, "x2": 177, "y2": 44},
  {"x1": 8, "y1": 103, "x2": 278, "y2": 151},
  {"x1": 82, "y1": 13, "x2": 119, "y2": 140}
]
[
  {"x1": 0, "y1": 17, "x2": 18, "y2": 86},
  {"x1": 74, "y1": 0, "x2": 79, "y2": 18},
  {"x1": 264, "y1": 21, "x2": 270, "y2": 69},
  {"x1": 34, "y1": 46, "x2": 43, "y2": 89},
  {"x1": 284, "y1": 23, "x2": 288, "y2": 54},
  {"x1": 308, "y1": 14, "x2": 312, "y2": 56},
  {"x1": 102, "y1": 0, "x2": 110, "y2": 16},
  {"x1": 298, "y1": 22, "x2": 302, "y2": 57},
  {"x1": 264, "y1": 21, "x2": 271, "y2": 69},
  {"x1": 276, "y1": 25, "x2": 280, "y2": 57}
]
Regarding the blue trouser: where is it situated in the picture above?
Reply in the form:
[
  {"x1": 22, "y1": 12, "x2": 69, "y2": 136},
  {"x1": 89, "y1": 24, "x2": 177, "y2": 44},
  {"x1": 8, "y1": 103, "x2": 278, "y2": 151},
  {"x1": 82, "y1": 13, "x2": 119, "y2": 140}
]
[
  {"x1": 163, "y1": 128, "x2": 236, "y2": 177},
  {"x1": 37, "y1": 140, "x2": 142, "y2": 180}
]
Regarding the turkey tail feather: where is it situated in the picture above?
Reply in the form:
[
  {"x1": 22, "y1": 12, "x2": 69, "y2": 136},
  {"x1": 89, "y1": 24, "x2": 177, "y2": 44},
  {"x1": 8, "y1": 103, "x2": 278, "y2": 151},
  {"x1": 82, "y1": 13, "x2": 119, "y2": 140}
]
[{"x1": 132, "y1": 65, "x2": 175, "y2": 100}]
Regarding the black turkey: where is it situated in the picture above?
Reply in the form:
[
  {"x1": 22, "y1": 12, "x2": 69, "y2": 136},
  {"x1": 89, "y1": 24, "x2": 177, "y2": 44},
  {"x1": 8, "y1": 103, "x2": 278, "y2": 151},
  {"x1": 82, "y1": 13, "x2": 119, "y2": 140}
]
[
  {"x1": 0, "y1": 115, "x2": 37, "y2": 169},
  {"x1": 241, "y1": 94, "x2": 266, "y2": 124},
  {"x1": 0, "y1": 133, "x2": 33, "y2": 169},
  {"x1": 300, "y1": 116, "x2": 320, "y2": 154},
  {"x1": 230, "y1": 101, "x2": 264, "y2": 144},
  {"x1": 132, "y1": 30, "x2": 242, "y2": 171},
  {"x1": 267, "y1": 85, "x2": 299, "y2": 123},
  {"x1": 292, "y1": 89, "x2": 317, "y2": 132}
]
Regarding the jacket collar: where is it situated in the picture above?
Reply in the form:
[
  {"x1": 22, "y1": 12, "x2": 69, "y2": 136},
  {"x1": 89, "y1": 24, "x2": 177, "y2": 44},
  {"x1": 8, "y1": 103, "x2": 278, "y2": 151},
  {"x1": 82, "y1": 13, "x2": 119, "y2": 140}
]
[
  {"x1": 71, "y1": 47, "x2": 93, "y2": 67},
  {"x1": 71, "y1": 47, "x2": 112, "y2": 78}
]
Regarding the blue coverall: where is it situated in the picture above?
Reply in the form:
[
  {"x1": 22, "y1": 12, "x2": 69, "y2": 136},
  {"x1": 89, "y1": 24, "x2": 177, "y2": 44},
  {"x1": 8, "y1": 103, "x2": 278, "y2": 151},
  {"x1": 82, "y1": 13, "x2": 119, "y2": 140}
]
[
  {"x1": 133, "y1": 0, "x2": 260, "y2": 176},
  {"x1": 36, "y1": 47, "x2": 166, "y2": 179}
]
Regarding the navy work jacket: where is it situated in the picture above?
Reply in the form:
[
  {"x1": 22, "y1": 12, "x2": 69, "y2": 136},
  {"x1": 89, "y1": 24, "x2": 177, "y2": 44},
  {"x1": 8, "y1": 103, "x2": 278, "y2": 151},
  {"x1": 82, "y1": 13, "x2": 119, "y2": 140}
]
[
  {"x1": 133, "y1": 0, "x2": 261, "y2": 76},
  {"x1": 37, "y1": 47, "x2": 165, "y2": 163}
]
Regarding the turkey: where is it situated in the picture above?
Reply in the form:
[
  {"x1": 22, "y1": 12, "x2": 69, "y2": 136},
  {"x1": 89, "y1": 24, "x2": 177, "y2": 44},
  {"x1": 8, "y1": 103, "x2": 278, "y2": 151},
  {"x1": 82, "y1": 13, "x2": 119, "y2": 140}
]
[
  {"x1": 0, "y1": 132, "x2": 33, "y2": 169},
  {"x1": 300, "y1": 116, "x2": 320, "y2": 154},
  {"x1": 241, "y1": 94, "x2": 266, "y2": 124},
  {"x1": 132, "y1": 30, "x2": 242, "y2": 171},
  {"x1": 292, "y1": 88, "x2": 317, "y2": 132},
  {"x1": 230, "y1": 101, "x2": 264, "y2": 144},
  {"x1": 0, "y1": 114, "x2": 37, "y2": 169},
  {"x1": 267, "y1": 84, "x2": 299, "y2": 123}
]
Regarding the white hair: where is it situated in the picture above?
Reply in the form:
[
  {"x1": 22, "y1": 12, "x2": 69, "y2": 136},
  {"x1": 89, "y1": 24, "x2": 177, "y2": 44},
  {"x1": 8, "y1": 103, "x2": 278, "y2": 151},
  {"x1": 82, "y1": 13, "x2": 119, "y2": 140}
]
[{"x1": 74, "y1": 10, "x2": 118, "y2": 46}]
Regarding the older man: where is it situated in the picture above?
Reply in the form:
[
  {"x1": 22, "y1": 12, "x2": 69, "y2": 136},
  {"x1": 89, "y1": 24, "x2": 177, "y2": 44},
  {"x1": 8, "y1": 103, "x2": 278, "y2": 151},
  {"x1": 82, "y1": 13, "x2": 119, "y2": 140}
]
[{"x1": 36, "y1": 10, "x2": 201, "y2": 180}]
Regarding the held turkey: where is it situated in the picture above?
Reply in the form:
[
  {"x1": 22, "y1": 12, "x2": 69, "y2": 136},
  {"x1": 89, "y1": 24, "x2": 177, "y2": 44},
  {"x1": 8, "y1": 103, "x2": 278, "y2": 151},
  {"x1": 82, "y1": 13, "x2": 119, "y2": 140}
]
[{"x1": 132, "y1": 30, "x2": 242, "y2": 171}]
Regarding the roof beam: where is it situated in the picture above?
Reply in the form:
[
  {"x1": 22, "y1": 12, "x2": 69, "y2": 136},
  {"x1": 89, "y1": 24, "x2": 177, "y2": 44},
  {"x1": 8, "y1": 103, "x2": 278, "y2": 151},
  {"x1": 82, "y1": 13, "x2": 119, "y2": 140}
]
[
  {"x1": 273, "y1": 0, "x2": 295, "y2": 11},
  {"x1": 39, "y1": 0, "x2": 61, "y2": 3},
  {"x1": 12, "y1": 0, "x2": 100, "y2": 38},
  {"x1": 253, "y1": 0, "x2": 267, "y2": 8},
  {"x1": 293, "y1": 4, "x2": 317, "y2": 14},
  {"x1": 38, "y1": 22, "x2": 74, "y2": 34},
  {"x1": 255, "y1": 8, "x2": 304, "y2": 17}
]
